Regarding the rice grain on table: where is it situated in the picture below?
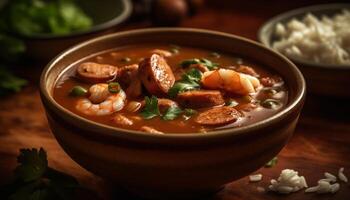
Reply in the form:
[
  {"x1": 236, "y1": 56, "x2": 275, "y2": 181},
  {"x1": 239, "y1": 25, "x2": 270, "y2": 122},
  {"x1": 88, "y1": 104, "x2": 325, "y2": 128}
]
[
  {"x1": 268, "y1": 169, "x2": 307, "y2": 194},
  {"x1": 338, "y1": 167, "x2": 348, "y2": 183},
  {"x1": 324, "y1": 172, "x2": 337, "y2": 182},
  {"x1": 249, "y1": 174, "x2": 263, "y2": 182}
]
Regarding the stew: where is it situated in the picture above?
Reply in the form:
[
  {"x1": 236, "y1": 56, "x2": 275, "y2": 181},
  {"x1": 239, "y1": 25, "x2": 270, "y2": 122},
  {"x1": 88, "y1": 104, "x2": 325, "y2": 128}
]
[{"x1": 53, "y1": 44, "x2": 288, "y2": 134}]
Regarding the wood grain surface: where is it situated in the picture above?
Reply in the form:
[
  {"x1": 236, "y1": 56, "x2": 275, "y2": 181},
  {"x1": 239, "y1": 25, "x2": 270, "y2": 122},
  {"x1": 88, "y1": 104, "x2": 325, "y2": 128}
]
[{"x1": 1, "y1": 2, "x2": 350, "y2": 199}]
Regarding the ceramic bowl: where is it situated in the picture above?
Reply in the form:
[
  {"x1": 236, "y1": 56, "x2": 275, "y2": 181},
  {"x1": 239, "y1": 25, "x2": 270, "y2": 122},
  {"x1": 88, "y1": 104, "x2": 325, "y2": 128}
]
[
  {"x1": 8, "y1": 0, "x2": 132, "y2": 62},
  {"x1": 40, "y1": 28, "x2": 305, "y2": 199},
  {"x1": 258, "y1": 4, "x2": 350, "y2": 98}
]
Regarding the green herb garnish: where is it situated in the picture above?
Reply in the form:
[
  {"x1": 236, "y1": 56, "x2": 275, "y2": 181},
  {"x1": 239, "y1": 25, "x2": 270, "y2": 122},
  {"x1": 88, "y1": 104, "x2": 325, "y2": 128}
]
[
  {"x1": 184, "y1": 108, "x2": 197, "y2": 116},
  {"x1": 120, "y1": 57, "x2": 131, "y2": 62},
  {"x1": 0, "y1": 0, "x2": 93, "y2": 36},
  {"x1": 210, "y1": 52, "x2": 220, "y2": 58},
  {"x1": 69, "y1": 86, "x2": 87, "y2": 97},
  {"x1": 226, "y1": 100, "x2": 239, "y2": 107},
  {"x1": 0, "y1": 67, "x2": 27, "y2": 96},
  {"x1": 162, "y1": 106, "x2": 183, "y2": 120},
  {"x1": 108, "y1": 82, "x2": 121, "y2": 94},
  {"x1": 170, "y1": 48, "x2": 179, "y2": 54},
  {"x1": 265, "y1": 157, "x2": 278, "y2": 168},
  {"x1": 180, "y1": 58, "x2": 218, "y2": 70},
  {"x1": 140, "y1": 96, "x2": 161, "y2": 119},
  {"x1": 2, "y1": 148, "x2": 79, "y2": 200},
  {"x1": 168, "y1": 68, "x2": 202, "y2": 98},
  {"x1": 140, "y1": 96, "x2": 183, "y2": 120}
]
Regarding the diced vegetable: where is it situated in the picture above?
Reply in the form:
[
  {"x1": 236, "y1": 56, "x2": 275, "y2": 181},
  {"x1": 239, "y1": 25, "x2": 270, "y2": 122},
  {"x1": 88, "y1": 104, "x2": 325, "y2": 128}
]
[
  {"x1": 226, "y1": 100, "x2": 239, "y2": 107},
  {"x1": 69, "y1": 85, "x2": 87, "y2": 97},
  {"x1": 120, "y1": 57, "x2": 131, "y2": 62},
  {"x1": 108, "y1": 82, "x2": 121, "y2": 93},
  {"x1": 261, "y1": 99, "x2": 281, "y2": 109}
]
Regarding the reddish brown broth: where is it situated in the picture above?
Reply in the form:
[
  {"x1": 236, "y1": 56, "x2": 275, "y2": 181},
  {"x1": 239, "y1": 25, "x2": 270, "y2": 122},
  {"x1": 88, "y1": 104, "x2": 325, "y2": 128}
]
[{"x1": 53, "y1": 44, "x2": 288, "y2": 133}]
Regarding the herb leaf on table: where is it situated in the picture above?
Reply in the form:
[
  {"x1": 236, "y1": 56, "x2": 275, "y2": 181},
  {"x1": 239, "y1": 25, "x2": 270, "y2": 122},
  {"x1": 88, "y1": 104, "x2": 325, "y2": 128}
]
[
  {"x1": 0, "y1": 67, "x2": 27, "y2": 96},
  {"x1": 2, "y1": 148, "x2": 80, "y2": 200}
]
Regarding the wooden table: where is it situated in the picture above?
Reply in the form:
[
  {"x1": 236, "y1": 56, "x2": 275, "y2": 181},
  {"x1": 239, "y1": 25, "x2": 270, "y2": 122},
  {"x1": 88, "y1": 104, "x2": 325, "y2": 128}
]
[{"x1": 1, "y1": 2, "x2": 350, "y2": 199}]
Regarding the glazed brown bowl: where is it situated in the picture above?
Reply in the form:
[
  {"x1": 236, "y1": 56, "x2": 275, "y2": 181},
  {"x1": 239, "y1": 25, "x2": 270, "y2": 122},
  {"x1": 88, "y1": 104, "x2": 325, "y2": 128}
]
[
  {"x1": 40, "y1": 28, "x2": 305, "y2": 199},
  {"x1": 258, "y1": 4, "x2": 350, "y2": 98}
]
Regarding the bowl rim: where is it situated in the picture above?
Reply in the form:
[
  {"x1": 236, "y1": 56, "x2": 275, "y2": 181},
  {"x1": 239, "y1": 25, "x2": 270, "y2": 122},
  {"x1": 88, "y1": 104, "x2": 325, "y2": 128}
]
[
  {"x1": 9, "y1": 0, "x2": 132, "y2": 40},
  {"x1": 40, "y1": 28, "x2": 306, "y2": 141},
  {"x1": 257, "y1": 3, "x2": 350, "y2": 70}
]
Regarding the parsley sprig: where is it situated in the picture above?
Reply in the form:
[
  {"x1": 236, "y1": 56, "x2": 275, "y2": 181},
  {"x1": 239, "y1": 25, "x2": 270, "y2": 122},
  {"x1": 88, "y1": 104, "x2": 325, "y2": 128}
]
[
  {"x1": 168, "y1": 68, "x2": 202, "y2": 98},
  {"x1": 2, "y1": 148, "x2": 80, "y2": 200},
  {"x1": 0, "y1": 67, "x2": 27, "y2": 96},
  {"x1": 180, "y1": 58, "x2": 218, "y2": 70},
  {"x1": 140, "y1": 96, "x2": 161, "y2": 119},
  {"x1": 140, "y1": 96, "x2": 197, "y2": 121}
]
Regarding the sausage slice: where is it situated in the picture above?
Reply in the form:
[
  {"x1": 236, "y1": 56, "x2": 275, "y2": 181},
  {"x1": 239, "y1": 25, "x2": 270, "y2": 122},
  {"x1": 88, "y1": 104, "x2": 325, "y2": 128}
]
[
  {"x1": 138, "y1": 54, "x2": 175, "y2": 95},
  {"x1": 76, "y1": 62, "x2": 117, "y2": 83},
  {"x1": 195, "y1": 106, "x2": 241, "y2": 126},
  {"x1": 176, "y1": 90, "x2": 225, "y2": 108}
]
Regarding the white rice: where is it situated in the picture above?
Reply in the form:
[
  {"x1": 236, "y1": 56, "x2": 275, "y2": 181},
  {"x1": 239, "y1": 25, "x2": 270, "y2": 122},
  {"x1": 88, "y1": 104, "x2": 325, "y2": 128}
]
[
  {"x1": 268, "y1": 169, "x2": 307, "y2": 194},
  {"x1": 305, "y1": 169, "x2": 345, "y2": 194},
  {"x1": 339, "y1": 167, "x2": 348, "y2": 183},
  {"x1": 272, "y1": 10, "x2": 350, "y2": 65},
  {"x1": 324, "y1": 172, "x2": 337, "y2": 182},
  {"x1": 249, "y1": 174, "x2": 263, "y2": 182}
]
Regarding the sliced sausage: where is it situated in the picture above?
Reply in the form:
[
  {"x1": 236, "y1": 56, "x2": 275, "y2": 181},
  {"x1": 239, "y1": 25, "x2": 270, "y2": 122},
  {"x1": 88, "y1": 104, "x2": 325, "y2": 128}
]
[
  {"x1": 138, "y1": 54, "x2": 175, "y2": 96},
  {"x1": 195, "y1": 106, "x2": 241, "y2": 126},
  {"x1": 116, "y1": 64, "x2": 142, "y2": 98},
  {"x1": 236, "y1": 65, "x2": 259, "y2": 77},
  {"x1": 260, "y1": 76, "x2": 282, "y2": 87},
  {"x1": 77, "y1": 62, "x2": 117, "y2": 83},
  {"x1": 140, "y1": 126, "x2": 163, "y2": 134},
  {"x1": 176, "y1": 90, "x2": 225, "y2": 108},
  {"x1": 117, "y1": 64, "x2": 139, "y2": 86},
  {"x1": 113, "y1": 114, "x2": 133, "y2": 126},
  {"x1": 126, "y1": 79, "x2": 143, "y2": 98}
]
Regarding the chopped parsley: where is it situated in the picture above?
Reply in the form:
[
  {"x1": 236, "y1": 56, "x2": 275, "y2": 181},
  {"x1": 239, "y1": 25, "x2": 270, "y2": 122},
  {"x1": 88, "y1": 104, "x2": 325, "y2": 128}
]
[
  {"x1": 184, "y1": 108, "x2": 197, "y2": 116},
  {"x1": 140, "y1": 96, "x2": 185, "y2": 121},
  {"x1": 0, "y1": 67, "x2": 27, "y2": 96},
  {"x1": 2, "y1": 148, "x2": 79, "y2": 200},
  {"x1": 162, "y1": 106, "x2": 183, "y2": 120},
  {"x1": 180, "y1": 58, "x2": 218, "y2": 70},
  {"x1": 140, "y1": 96, "x2": 161, "y2": 119},
  {"x1": 168, "y1": 68, "x2": 202, "y2": 98},
  {"x1": 265, "y1": 157, "x2": 278, "y2": 168}
]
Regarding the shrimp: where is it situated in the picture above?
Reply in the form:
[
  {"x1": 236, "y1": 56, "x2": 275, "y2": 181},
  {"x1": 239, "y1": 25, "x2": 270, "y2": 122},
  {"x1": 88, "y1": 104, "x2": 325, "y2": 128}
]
[
  {"x1": 76, "y1": 83, "x2": 126, "y2": 116},
  {"x1": 201, "y1": 68, "x2": 260, "y2": 95}
]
